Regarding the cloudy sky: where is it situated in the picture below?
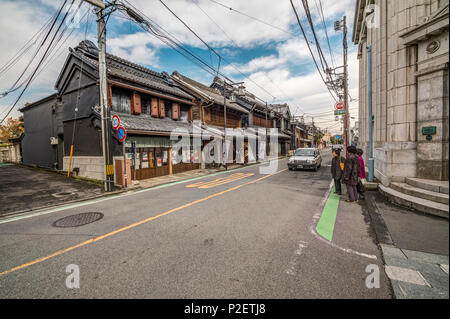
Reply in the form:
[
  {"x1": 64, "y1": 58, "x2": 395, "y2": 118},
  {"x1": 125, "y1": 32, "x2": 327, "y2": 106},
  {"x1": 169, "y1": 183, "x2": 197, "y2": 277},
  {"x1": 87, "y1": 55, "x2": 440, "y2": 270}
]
[{"x1": 0, "y1": 0, "x2": 359, "y2": 134}]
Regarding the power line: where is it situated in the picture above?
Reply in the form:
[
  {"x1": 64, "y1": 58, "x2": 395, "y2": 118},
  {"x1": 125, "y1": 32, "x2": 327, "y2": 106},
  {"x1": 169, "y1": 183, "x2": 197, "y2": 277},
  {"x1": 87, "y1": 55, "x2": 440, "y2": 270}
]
[
  {"x1": 0, "y1": 5, "x2": 65, "y2": 99},
  {"x1": 158, "y1": 0, "x2": 222, "y2": 66},
  {"x1": 116, "y1": 2, "x2": 223, "y2": 78},
  {"x1": 188, "y1": 0, "x2": 305, "y2": 113},
  {"x1": 158, "y1": 0, "x2": 277, "y2": 100},
  {"x1": 1, "y1": 0, "x2": 76, "y2": 124},
  {"x1": 315, "y1": 0, "x2": 336, "y2": 68},
  {"x1": 301, "y1": 0, "x2": 341, "y2": 97},
  {"x1": 0, "y1": 13, "x2": 56, "y2": 81},
  {"x1": 207, "y1": 0, "x2": 299, "y2": 38},
  {"x1": 290, "y1": 0, "x2": 337, "y2": 102},
  {"x1": 123, "y1": 0, "x2": 277, "y2": 100},
  {"x1": 1, "y1": 1, "x2": 87, "y2": 104}
]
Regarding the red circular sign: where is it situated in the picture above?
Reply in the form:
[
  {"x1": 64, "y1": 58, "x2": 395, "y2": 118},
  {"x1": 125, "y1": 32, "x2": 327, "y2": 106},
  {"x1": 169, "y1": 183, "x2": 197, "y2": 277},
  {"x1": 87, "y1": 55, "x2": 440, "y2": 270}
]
[
  {"x1": 112, "y1": 115, "x2": 121, "y2": 130},
  {"x1": 335, "y1": 102, "x2": 345, "y2": 110},
  {"x1": 116, "y1": 126, "x2": 127, "y2": 142}
]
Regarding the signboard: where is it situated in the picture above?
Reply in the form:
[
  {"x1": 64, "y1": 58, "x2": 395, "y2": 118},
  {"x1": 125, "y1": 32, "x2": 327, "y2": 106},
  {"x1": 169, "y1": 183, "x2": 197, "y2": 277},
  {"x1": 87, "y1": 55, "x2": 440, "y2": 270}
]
[
  {"x1": 422, "y1": 126, "x2": 436, "y2": 135},
  {"x1": 336, "y1": 135, "x2": 342, "y2": 139},
  {"x1": 335, "y1": 102, "x2": 345, "y2": 110},
  {"x1": 116, "y1": 126, "x2": 127, "y2": 142},
  {"x1": 334, "y1": 109, "x2": 346, "y2": 116},
  {"x1": 112, "y1": 115, "x2": 121, "y2": 130}
]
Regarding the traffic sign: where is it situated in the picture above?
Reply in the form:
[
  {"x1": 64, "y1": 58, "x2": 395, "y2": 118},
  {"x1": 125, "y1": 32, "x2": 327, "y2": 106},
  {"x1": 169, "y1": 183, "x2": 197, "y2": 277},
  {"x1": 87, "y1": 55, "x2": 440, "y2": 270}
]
[
  {"x1": 116, "y1": 126, "x2": 127, "y2": 142},
  {"x1": 335, "y1": 102, "x2": 345, "y2": 110},
  {"x1": 334, "y1": 109, "x2": 346, "y2": 116},
  {"x1": 112, "y1": 114, "x2": 121, "y2": 130}
]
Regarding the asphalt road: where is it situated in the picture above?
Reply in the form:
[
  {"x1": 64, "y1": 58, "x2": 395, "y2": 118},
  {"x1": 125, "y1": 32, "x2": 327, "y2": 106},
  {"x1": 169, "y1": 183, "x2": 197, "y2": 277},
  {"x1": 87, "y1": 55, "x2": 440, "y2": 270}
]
[{"x1": 0, "y1": 151, "x2": 391, "y2": 298}]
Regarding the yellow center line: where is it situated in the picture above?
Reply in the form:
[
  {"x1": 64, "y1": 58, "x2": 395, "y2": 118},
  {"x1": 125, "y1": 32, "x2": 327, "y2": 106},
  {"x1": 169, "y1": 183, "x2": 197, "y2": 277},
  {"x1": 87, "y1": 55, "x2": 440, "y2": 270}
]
[
  {"x1": 197, "y1": 173, "x2": 255, "y2": 189},
  {"x1": 185, "y1": 173, "x2": 248, "y2": 188},
  {"x1": 0, "y1": 168, "x2": 287, "y2": 278}
]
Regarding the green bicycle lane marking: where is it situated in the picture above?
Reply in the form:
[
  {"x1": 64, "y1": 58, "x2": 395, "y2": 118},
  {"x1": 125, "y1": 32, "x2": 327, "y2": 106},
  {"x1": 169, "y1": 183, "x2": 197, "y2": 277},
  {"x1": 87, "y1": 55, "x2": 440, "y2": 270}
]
[{"x1": 315, "y1": 185, "x2": 340, "y2": 242}]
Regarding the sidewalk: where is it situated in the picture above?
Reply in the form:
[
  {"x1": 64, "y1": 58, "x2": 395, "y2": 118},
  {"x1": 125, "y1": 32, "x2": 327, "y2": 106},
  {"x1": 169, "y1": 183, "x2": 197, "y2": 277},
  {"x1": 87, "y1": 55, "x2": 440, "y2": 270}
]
[{"x1": 365, "y1": 191, "x2": 449, "y2": 299}]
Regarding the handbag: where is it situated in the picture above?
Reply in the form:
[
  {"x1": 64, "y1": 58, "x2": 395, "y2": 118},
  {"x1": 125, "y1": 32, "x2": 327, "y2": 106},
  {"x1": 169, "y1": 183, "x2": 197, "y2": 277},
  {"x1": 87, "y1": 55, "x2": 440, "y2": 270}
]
[
  {"x1": 357, "y1": 180, "x2": 366, "y2": 193},
  {"x1": 340, "y1": 158, "x2": 344, "y2": 171}
]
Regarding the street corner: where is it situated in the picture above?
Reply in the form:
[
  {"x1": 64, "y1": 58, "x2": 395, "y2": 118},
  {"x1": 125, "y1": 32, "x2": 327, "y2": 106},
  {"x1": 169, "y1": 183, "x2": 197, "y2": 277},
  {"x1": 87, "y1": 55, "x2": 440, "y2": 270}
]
[{"x1": 0, "y1": 164, "x2": 103, "y2": 218}]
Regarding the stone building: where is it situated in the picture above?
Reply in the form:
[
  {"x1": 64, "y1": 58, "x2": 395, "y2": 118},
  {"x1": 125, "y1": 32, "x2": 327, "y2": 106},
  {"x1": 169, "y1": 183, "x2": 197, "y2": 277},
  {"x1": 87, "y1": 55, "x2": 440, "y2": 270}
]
[{"x1": 353, "y1": 0, "x2": 449, "y2": 186}]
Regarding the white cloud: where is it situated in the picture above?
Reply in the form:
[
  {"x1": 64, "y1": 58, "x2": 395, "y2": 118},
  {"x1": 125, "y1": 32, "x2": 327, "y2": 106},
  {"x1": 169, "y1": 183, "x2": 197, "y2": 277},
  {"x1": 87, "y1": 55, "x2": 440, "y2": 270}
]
[
  {"x1": 0, "y1": 0, "x2": 88, "y2": 118},
  {"x1": 108, "y1": 32, "x2": 160, "y2": 67},
  {"x1": 0, "y1": 0, "x2": 360, "y2": 124}
]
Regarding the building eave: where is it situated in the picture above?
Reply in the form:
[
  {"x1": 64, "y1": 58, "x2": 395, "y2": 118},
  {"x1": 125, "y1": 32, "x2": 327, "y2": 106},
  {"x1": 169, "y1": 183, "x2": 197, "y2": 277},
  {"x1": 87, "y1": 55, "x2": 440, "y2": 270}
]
[
  {"x1": 352, "y1": 0, "x2": 366, "y2": 44},
  {"x1": 400, "y1": 8, "x2": 449, "y2": 45},
  {"x1": 19, "y1": 93, "x2": 58, "y2": 112}
]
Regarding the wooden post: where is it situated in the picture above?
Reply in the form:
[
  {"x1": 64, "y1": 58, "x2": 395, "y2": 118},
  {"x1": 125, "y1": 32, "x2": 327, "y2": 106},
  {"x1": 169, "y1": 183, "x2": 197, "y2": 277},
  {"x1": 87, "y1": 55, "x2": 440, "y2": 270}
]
[
  {"x1": 67, "y1": 144, "x2": 74, "y2": 177},
  {"x1": 168, "y1": 147, "x2": 173, "y2": 175}
]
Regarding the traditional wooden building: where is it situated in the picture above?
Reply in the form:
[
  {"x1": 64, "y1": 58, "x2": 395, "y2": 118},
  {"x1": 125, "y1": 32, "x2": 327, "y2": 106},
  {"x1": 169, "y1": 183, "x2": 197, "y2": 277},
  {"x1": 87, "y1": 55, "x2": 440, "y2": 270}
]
[
  {"x1": 268, "y1": 104, "x2": 293, "y2": 156},
  {"x1": 21, "y1": 40, "x2": 205, "y2": 184},
  {"x1": 171, "y1": 71, "x2": 251, "y2": 164}
]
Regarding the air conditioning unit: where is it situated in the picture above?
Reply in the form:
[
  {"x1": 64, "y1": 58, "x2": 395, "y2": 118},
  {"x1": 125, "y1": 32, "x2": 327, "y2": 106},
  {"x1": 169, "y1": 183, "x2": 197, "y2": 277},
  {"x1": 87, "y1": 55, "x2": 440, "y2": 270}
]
[{"x1": 50, "y1": 137, "x2": 58, "y2": 145}]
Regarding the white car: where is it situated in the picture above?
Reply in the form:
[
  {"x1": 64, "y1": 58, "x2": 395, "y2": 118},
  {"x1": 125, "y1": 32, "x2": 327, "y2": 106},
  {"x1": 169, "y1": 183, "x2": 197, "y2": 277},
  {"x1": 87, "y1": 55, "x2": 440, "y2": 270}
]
[{"x1": 288, "y1": 148, "x2": 322, "y2": 171}]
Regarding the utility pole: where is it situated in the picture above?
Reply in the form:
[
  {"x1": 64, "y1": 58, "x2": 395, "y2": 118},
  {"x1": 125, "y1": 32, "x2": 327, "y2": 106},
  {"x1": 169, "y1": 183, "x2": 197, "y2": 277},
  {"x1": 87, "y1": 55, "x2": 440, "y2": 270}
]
[
  {"x1": 342, "y1": 16, "x2": 350, "y2": 157},
  {"x1": 265, "y1": 102, "x2": 268, "y2": 156},
  {"x1": 222, "y1": 80, "x2": 227, "y2": 170},
  {"x1": 221, "y1": 79, "x2": 244, "y2": 168},
  {"x1": 84, "y1": 0, "x2": 114, "y2": 192}
]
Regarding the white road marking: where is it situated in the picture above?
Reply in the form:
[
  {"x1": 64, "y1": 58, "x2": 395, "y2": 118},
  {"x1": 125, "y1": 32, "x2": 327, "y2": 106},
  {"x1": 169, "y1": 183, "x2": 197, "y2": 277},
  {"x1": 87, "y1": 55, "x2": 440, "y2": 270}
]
[
  {"x1": 309, "y1": 180, "x2": 378, "y2": 260},
  {"x1": 384, "y1": 265, "x2": 431, "y2": 287},
  {"x1": 0, "y1": 160, "x2": 283, "y2": 225},
  {"x1": 440, "y1": 264, "x2": 449, "y2": 275},
  {"x1": 285, "y1": 242, "x2": 309, "y2": 276}
]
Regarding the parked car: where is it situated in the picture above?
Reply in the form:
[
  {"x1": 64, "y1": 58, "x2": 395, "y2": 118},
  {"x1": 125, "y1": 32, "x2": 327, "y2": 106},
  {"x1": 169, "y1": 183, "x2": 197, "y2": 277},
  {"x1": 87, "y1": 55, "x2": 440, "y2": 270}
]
[
  {"x1": 332, "y1": 144, "x2": 344, "y2": 151},
  {"x1": 288, "y1": 148, "x2": 322, "y2": 171}
]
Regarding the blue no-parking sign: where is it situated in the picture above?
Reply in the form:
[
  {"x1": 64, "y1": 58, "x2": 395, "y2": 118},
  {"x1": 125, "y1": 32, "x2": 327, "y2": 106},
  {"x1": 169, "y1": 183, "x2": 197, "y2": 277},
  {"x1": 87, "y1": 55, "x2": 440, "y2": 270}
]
[{"x1": 117, "y1": 126, "x2": 127, "y2": 142}]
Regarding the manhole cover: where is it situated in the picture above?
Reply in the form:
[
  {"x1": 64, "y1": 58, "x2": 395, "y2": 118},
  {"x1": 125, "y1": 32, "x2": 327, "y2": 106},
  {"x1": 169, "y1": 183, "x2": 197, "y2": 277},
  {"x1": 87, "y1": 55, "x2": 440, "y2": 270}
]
[{"x1": 53, "y1": 212, "x2": 104, "y2": 228}]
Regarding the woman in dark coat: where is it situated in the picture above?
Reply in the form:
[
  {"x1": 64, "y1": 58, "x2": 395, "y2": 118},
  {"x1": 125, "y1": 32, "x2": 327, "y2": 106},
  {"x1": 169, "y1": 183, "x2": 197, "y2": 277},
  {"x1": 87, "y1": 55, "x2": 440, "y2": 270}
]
[
  {"x1": 342, "y1": 146, "x2": 360, "y2": 202},
  {"x1": 331, "y1": 148, "x2": 344, "y2": 195}
]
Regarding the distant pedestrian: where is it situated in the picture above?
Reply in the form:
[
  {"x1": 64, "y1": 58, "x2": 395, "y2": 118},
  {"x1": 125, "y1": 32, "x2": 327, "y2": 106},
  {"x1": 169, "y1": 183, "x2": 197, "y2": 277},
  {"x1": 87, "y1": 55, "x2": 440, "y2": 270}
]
[
  {"x1": 357, "y1": 148, "x2": 366, "y2": 179},
  {"x1": 342, "y1": 146, "x2": 360, "y2": 202},
  {"x1": 331, "y1": 148, "x2": 344, "y2": 195},
  {"x1": 356, "y1": 148, "x2": 366, "y2": 200}
]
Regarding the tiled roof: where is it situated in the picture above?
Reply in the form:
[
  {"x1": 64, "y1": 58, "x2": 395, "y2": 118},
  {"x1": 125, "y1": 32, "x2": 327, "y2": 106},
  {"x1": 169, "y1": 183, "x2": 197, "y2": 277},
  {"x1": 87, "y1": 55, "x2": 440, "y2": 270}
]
[
  {"x1": 72, "y1": 41, "x2": 193, "y2": 101},
  {"x1": 171, "y1": 71, "x2": 249, "y2": 114},
  {"x1": 113, "y1": 112, "x2": 194, "y2": 135}
]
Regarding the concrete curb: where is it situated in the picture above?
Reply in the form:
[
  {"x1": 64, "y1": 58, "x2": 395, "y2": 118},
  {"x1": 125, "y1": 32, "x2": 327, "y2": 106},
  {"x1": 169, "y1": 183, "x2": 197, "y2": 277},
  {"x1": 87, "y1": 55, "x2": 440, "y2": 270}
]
[
  {"x1": 361, "y1": 178, "x2": 379, "y2": 191},
  {"x1": 363, "y1": 193, "x2": 396, "y2": 299}
]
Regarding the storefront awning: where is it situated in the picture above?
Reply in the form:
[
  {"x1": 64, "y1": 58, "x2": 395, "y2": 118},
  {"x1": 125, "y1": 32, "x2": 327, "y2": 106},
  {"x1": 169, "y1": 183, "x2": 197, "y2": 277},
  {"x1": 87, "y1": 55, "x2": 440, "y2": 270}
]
[{"x1": 125, "y1": 135, "x2": 178, "y2": 148}]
